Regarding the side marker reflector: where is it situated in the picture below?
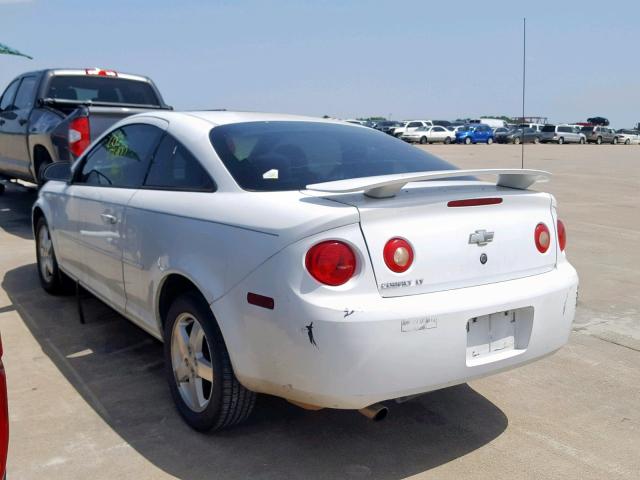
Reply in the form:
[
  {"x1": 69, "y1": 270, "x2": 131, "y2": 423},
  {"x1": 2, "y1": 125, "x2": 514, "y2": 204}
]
[{"x1": 247, "y1": 292, "x2": 274, "y2": 310}]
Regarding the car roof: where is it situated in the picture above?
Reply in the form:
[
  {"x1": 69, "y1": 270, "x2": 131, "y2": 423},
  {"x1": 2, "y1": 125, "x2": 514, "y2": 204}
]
[{"x1": 141, "y1": 110, "x2": 357, "y2": 127}]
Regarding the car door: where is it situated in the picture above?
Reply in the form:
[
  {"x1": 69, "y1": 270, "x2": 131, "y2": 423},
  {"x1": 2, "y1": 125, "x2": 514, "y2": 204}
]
[
  {"x1": 71, "y1": 122, "x2": 165, "y2": 311},
  {"x1": 0, "y1": 79, "x2": 21, "y2": 175},
  {"x1": 123, "y1": 131, "x2": 215, "y2": 332},
  {"x1": 0, "y1": 76, "x2": 38, "y2": 179}
]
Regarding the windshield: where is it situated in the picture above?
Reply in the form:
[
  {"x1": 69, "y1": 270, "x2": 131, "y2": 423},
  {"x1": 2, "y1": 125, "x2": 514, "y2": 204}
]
[
  {"x1": 209, "y1": 121, "x2": 456, "y2": 192},
  {"x1": 46, "y1": 75, "x2": 161, "y2": 106}
]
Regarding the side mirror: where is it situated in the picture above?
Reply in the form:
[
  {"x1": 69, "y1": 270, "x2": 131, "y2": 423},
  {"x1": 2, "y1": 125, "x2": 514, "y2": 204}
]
[{"x1": 42, "y1": 162, "x2": 72, "y2": 183}]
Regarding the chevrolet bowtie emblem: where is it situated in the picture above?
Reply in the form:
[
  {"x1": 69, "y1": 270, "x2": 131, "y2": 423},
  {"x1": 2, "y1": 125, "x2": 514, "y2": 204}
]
[{"x1": 469, "y1": 229, "x2": 494, "y2": 246}]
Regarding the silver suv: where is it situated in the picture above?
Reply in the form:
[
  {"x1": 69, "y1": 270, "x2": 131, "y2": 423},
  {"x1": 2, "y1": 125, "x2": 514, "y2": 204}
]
[
  {"x1": 580, "y1": 126, "x2": 617, "y2": 144},
  {"x1": 540, "y1": 125, "x2": 586, "y2": 144}
]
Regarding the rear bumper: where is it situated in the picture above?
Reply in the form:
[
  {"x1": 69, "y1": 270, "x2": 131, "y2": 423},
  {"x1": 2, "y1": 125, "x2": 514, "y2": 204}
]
[{"x1": 215, "y1": 262, "x2": 579, "y2": 409}]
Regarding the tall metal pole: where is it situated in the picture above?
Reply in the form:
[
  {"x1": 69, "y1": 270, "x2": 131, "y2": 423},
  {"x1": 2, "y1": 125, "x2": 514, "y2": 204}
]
[{"x1": 521, "y1": 18, "x2": 526, "y2": 169}]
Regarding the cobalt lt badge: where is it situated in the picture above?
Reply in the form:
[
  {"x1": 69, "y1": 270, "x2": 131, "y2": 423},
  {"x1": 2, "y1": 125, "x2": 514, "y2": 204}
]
[{"x1": 480, "y1": 253, "x2": 488, "y2": 264}]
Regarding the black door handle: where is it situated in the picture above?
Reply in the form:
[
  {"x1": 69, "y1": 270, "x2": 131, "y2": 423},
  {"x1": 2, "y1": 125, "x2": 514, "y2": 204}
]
[{"x1": 19, "y1": 118, "x2": 28, "y2": 126}]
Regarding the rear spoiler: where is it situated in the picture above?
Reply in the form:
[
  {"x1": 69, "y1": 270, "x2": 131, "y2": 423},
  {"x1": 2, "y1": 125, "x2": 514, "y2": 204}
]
[{"x1": 306, "y1": 169, "x2": 551, "y2": 199}]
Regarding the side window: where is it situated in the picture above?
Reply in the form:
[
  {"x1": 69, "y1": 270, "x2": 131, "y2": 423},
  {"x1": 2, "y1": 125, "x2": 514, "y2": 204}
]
[
  {"x1": 408, "y1": 122, "x2": 421, "y2": 128},
  {"x1": 433, "y1": 127, "x2": 444, "y2": 132},
  {"x1": 14, "y1": 76, "x2": 38, "y2": 110},
  {"x1": 144, "y1": 135, "x2": 215, "y2": 191},
  {"x1": 77, "y1": 124, "x2": 163, "y2": 187},
  {"x1": 0, "y1": 79, "x2": 20, "y2": 111}
]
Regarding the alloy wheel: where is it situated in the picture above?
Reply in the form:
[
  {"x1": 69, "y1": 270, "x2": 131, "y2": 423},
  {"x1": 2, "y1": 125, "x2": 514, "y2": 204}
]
[
  {"x1": 38, "y1": 224, "x2": 54, "y2": 283},
  {"x1": 171, "y1": 313, "x2": 214, "y2": 413}
]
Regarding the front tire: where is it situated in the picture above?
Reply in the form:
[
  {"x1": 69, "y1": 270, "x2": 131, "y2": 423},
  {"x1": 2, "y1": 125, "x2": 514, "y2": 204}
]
[
  {"x1": 624, "y1": 139, "x2": 630, "y2": 145},
  {"x1": 419, "y1": 136, "x2": 427, "y2": 144},
  {"x1": 596, "y1": 136, "x2": 602, "y2": 145},
  {"x1": 464, "y1": 137, "x2": 472, "y2": 145},
  {"x1": 558, "y1": 137, "x2": 564, "y2": 145},
  {"x1": 612, "y1": 137, "x2": 618, "y2": 145},
  {"x1": 513, "y1": 136, "x2": 521, "y2": 145},
  {"x1": 164, "y1": 292, "x2": 255, "y2": 432},
  {"x1": 444, "y1": 136, "x2": 451, "y2": 144},
  {"x1": 487, "y1": 137, "x2": 493, "y2": 145},
  {"x1": 534, "y1": 137, "x2": 540, "y2": 144},
  {"x1": 580, "y1": 137, "x2": 586, "y2": 144},
  {"x1": 35, "y1": 217, "x2": 70, "y2": 294}
]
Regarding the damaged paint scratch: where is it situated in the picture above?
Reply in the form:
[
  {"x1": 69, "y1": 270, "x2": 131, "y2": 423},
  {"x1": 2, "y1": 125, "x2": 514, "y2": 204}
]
[
  {"x1": 344, "y1": 308, "x2": 354, "y2": 318},
  {"x1": 305, "y1": 322, "x2": 318, "y2": 348}
]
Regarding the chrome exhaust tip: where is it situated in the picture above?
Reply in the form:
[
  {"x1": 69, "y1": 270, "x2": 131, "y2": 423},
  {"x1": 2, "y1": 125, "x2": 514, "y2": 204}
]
[{"x1": 358, "y1": 403, "x2": 388, "y2": 421}]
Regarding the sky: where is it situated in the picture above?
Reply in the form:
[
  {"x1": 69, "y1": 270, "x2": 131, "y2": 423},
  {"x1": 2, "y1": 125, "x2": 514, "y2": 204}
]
[{"x1": 1, "y1": 0, "x2": 639, "y2": 127}]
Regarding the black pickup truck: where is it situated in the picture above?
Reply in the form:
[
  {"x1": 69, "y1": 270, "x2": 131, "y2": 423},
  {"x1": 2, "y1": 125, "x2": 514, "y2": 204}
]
[{"x1": 0, "y1": 68, "x2": 170, "y2": 190}]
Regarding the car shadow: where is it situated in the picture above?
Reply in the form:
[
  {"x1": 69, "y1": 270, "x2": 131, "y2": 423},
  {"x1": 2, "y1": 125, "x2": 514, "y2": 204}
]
[
  {"x1": 3, "y1": 263, "x2": 508, "y2": 480},
  {"x1": 0, "y1": 182, "x2": 37, "y2": 240}
]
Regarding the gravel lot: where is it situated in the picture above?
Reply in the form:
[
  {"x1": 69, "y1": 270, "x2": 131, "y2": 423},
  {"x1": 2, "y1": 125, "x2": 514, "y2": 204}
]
[{"x1": 0, "y1": 144, "x2": 638, "y2": 479}]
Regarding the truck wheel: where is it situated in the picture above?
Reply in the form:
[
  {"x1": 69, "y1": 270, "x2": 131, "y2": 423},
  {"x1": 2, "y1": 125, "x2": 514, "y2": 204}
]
[
  {"x1": 164, "y1": 292, "x2": 255, "y2": 432},
  {"x1": 464, "y1": 137, "x2": 472, "y2": 145}
]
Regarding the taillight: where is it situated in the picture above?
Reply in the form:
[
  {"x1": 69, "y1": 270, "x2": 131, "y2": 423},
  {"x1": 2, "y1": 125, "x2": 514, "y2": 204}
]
[
  {"x1": 383, "y1": 238, "x2": 414, "y2": 273},
  {"x1": 534, "y1": 223, "x2": 551, "y2": 253},
  {"x1": 557, "y1": 219, "x2": 567, "y2": 252},
  {"x1": 68, "y1": 117, "x2": 90, "y2": 157},
  {"x1": 305, "y1": 241, "x2": 356, "y2": 286}
]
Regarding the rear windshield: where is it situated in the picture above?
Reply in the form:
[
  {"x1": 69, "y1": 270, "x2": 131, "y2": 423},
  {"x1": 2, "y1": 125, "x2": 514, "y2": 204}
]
[
  {"x1": 46, "y1": 75, "x2": 161, "y2": 106},
  {"x1": 209, "y1": 121, "x2": 456, "y2": 192},
  {"x1": 542, "y1": 125, "x2": 556, "y2": 132},
  {"x1": 580, "y1": 126, "x2": 593, "y2": 132}
]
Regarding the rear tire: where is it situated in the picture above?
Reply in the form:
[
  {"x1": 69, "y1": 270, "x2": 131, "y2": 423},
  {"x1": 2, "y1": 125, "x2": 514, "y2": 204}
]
[
  {"x1": 419, "y1": 136, "x2": 427, "y2": 144},
  {"x1": 487, "y1": 137, "x2": 493, "y2": 145},
  {"x1": 558, "y1": 137, "x2": 564, "y2": 145},
  {"x1": 624, "y1": 139, "x2": 630, "y2": 145},
  {"x1": 580, "y1": 137, "x2": 586, "y2": 144},
  {"x1": 164, "y1": 292, "x2": 255, "y2": 432},
  {"x1": 596, "y1": 136, "x2": 602, "y2": 145},
  {"x1": 444, "y1": 137, "x2": 451, "y2": 144},
  {"x1": 612, "y1": 137, "x2": 618, "y2": 145},
  {"x1": 534, "y1": 137, "x2": 540, "y2": 144},
  {"x1": 513, "y1": 136, "x2": 521, "y2": 145}
]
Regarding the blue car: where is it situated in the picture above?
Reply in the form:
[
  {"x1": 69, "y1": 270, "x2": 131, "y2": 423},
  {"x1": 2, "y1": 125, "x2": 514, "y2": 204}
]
[{"x1": 455, "y1": 124, "x2": 494, "y2": 144}]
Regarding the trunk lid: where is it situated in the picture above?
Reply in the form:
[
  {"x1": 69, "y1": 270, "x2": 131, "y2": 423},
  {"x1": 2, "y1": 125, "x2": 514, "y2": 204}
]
[{"x1": 328, "y1": 181, "x2": 556, "y2": 297}]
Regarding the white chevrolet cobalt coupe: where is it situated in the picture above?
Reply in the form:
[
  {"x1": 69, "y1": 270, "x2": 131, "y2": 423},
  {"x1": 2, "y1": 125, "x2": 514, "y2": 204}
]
[{"x1": 34, "y1": 112, "x2": 579, "y2": 430}]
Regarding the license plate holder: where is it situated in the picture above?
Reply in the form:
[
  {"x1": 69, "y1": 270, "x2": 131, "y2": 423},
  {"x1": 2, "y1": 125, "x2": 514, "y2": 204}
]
[{"x1": 466, "y1": 310, "x2": 517, "y2": 363}]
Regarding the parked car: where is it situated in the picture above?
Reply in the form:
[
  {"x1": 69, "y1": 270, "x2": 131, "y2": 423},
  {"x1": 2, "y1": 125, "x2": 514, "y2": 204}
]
[
  {"x1": 614, "y1": 129, "x2": 640, "y2": 145},
  {"x1": 518, "y1": 123, "x2": 544, "y2": 133},
  {"x1": 502, "y1": 128, "x2": 541, "y2": 144},
  {"x1": 0, "y1": 333, "x2": 7, "y2": 480},
  {"x1": 580, "y1": 126, "x2": 617, "y2": 144},
  {"x1": 479, "y1": 118, "x2": 507, "y2": 129},
  {"x1": 392, "y1": 120, "x2": 433, "y2": 138},
  {"x1": 374, "y1": 120, "x2": 402, "y2": 135},
  {"x1": 455, "y1": 124, "x2": 494, "y2": 144},
  {"x1": 34, "y1": 111, "x2": 578, "y2": 431},
  {"x1": 0, "y1": 68, "x2": 170, "y2": 189},
  {"x1": 587, "y1": 116, "x2": 609, "y2": 126},
  {"x1": 402, "y1": 125, "x2": 455, "y2": 144},
  {"x1": 540, "y1": 125, "x2": 586, "y2": 144}
]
